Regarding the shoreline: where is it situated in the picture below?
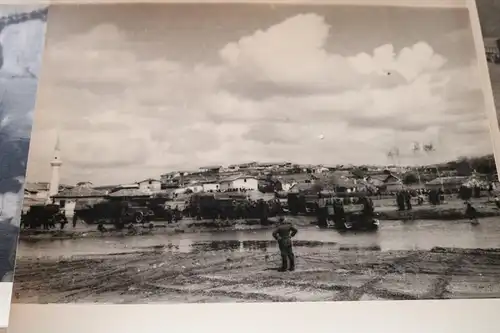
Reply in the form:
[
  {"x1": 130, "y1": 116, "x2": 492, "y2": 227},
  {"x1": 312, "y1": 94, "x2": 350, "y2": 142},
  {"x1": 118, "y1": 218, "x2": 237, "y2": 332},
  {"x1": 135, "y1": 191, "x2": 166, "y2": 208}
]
[
  {"x1": 18, "y1": 204, "x2": 500, "y2": 241},
  {"x1": 378, "y1": 205, "x2": 500, "y2": 220}
]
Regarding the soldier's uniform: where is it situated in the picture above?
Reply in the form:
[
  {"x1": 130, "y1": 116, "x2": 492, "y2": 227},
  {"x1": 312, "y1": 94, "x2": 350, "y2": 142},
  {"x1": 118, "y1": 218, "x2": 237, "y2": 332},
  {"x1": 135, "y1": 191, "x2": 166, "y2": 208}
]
[
  {"x1": 272, "y1": 219, "x2": 298, "y2": 272},
  {"x1": 317, "y1": 196, "x2": 328, "y2": 228},
  {"x1": 465, "y1": 203, "x2": 479, "y2": 225}
]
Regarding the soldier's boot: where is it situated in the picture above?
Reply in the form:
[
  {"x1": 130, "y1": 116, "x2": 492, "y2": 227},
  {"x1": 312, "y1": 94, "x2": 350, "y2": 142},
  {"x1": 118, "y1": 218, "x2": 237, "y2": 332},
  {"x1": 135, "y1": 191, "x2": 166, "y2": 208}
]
[
  {"x1": 278, "y1": 255, "x2": 287, "y2": 272},
  {"x1": 288, "y1": 254, "x2": 295, "y2": 271}
]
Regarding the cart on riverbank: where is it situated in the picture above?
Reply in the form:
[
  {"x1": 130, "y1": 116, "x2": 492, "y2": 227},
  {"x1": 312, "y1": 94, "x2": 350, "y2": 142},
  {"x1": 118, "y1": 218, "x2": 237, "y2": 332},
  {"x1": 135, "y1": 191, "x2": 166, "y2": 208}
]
[{"x1": 327, "y1": 192, "x2": 380, "y2": 232}]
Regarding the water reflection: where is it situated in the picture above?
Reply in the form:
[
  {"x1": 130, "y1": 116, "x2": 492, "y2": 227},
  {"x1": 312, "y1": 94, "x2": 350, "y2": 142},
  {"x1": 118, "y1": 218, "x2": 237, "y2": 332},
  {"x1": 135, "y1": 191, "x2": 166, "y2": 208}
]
[
  {"x1": 17, "y1": 217, "x2": 500, "y2": 258},
  {"x1": 188, "y1": 240, "x2": 343, "y2": 253}
]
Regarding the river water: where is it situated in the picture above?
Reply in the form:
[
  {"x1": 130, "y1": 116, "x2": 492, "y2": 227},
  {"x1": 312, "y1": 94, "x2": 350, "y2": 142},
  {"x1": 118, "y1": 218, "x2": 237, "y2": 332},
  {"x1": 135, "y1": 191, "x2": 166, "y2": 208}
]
[{"x1": 17, "y1": 217, "x2": 500, "y2": 258}]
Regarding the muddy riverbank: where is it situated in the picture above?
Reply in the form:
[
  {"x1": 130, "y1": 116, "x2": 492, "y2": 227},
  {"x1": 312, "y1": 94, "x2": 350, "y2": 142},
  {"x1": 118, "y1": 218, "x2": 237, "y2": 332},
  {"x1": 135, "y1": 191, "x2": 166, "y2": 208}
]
[
  {"x1": 18, "y1": 218, "x2": 282, "y2": 241},
  {"x1": 18, "y1": 201, "x2": 500, "y2": 241},
  {"x1": 13, "y1": 244, "x2": 500, "y2": 303},
  {"x1": 379, "y1": 203, "x2": 500, "y2": 220}
]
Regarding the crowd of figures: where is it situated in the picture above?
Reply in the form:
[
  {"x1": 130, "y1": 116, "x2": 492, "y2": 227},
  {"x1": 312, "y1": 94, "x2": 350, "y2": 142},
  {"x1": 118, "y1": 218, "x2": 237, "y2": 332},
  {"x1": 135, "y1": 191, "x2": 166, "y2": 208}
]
[
  {"x1": 19, "y1": 181, "x2": 500, "y2": 231},
  {"x1": 314, "y1": 194, "x2": 375, "y2": 229},
  {"x1": 20, "y1": 204, "x2": 68, "y2": 230},
  {"x1": 184, "y1": 196, "x2": 283, "y2": 225}
]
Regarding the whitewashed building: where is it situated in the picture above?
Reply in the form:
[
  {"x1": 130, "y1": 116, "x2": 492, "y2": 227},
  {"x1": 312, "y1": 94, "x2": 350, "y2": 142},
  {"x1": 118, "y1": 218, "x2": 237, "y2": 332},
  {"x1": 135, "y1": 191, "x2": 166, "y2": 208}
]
[
  {"x1": 202, "y1": 182, "x2": 220, "y2": 192},
  {"x1": 137, "y1": 178, "x2": 162, "y2": 192},
  {"x1": 220, "y1": 175, "x2": 259, "y2": 191},
  {"x1": 174, "y1": 182, "x2": 204, "y2": 194}
]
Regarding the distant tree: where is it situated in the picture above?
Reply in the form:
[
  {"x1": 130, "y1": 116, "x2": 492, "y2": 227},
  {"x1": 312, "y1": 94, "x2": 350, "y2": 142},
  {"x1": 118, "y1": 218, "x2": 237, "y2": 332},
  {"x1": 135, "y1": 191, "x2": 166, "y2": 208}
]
[
  {"x1": 310, "y1": 181, "x2": 324, "y2": 193},
  {"x1": 469, "y1": 155, "x2": 497, "y2": 175},
  {"x1": 258, "y1": 176, "x2": 283, "y2": 193},
  {"x1": 403, "y1": 173, "x2": 419, "y2": 185},
  {"x1": 455, "y1": 159, "x2": 472, "y2": 176},
  {"x1": 351, "y1": 168, "x2": 366, "y2": 179}
]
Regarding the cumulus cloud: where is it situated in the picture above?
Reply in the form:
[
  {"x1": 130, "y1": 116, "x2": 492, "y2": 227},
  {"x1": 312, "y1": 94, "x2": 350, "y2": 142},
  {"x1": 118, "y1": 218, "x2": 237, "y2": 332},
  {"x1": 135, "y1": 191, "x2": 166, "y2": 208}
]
[
  {"x1": 0, "y1": 8, "x2": 47, "y2": 224},
  {"x1": 0, "y1": 188, "x2": 23, "y2": 223},
  {"x1": 218, "y1": 13, "x2": 447, "y2": 94},
  {"x1": 0, "y1": 19, "x2": 46, "y2": 77},
  {"x1": 27, "y1": 11, "x2": 493, "y2": 185},
  {"x1": 349, "y1": 42, "x2": 447, "y2": 81}
]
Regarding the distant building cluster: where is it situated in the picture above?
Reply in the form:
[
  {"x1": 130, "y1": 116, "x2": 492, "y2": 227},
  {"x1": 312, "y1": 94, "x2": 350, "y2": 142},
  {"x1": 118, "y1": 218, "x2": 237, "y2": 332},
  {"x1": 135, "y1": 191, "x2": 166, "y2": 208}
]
[{"x1": 23, "y1": 138, "x2": 498, "y2": 221}]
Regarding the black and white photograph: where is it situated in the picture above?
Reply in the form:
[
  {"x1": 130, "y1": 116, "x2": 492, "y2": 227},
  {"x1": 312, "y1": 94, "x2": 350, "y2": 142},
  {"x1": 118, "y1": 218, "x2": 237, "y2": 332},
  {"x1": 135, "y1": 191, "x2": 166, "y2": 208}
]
[{"x1": 13, "y1": 2, "x2": 500, "y2": 304}]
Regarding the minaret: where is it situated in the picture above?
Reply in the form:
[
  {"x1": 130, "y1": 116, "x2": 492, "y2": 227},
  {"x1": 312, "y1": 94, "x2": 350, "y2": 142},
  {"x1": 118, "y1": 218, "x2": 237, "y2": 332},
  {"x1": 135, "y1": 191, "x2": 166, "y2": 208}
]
[{"x1": 47, "y1": 134, "x2": 62, "y2": 203}]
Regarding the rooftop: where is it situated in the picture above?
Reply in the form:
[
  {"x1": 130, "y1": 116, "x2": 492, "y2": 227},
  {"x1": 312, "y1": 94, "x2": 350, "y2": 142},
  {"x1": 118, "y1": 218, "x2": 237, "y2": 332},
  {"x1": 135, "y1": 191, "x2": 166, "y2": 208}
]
[
  {"x1": 220, "y1": 175, "x2": 257, "y2": 183},
  {"x1": 137, "y1": 178, "x2": 160, "y2": 183},
  {"x1": 108, "y1": 188, "x2": 151, "y2": 198},
  {"x1": 54, "y1": 184, "x2": 106, "y2": 198}
]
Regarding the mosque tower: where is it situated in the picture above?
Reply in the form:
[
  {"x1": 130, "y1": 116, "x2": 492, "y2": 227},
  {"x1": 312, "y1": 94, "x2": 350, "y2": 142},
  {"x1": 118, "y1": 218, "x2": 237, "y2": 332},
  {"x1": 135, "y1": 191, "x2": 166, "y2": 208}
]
[{"x1": 47, "y1": 134, "x2": 62, "y2": 203}]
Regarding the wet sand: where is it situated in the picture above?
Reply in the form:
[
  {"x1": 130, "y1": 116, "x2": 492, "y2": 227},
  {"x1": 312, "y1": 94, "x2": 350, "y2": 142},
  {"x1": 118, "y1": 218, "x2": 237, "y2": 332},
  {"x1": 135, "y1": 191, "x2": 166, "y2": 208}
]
[
  {"x1": 15, "y1": 212, "x2": 500, "y2": 304},
  {"x1": 13, "y1": 243, "x2": 500, "y2": 303}
]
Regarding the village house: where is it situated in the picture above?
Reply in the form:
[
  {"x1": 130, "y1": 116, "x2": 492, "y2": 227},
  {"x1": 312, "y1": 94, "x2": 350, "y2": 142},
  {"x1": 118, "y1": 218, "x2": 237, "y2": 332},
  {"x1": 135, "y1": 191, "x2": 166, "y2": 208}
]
[
  {"x1": 425, "y1": 176, "x2": 469, "y2": 192},
  {"x1": 93, "y1": 184, "x2": 121, "y2": 195},
  {"x1": 137, "y1": 178, "x2": 162, "y2": 192},
  {"x1": 160, "y1": 172, "x2": 177, "y2": 183},
  {"x1": 174, "y1": 181, "x2": 204, "y2": 195},
  {"x1": 24, "y1": 182, "x2": 51, "y2": 201},
  {"x1": 365, "y1": 175, "x2": 385, "y2": 188},
  {"x1": 220, "y1": 175, "x2": 259, "y2": 191},
  {"x1": 202, "y1": 181, "x2": 220, "y2": 192},
  {"x1": 225, "y1": 164, "x2": 240, "y2": 172},
  {"x1": 289, "y1": 182, "x2": 315, "y2": 193},
  {"x1": 314, "y1": 166, "x2": 330, "y2": 174},
  {"x1": 383, "y1": 174, "x2": 404, "y2": 192},
  {"x1": 300, "y1": 164, "x2": 315, "y2": 173},
  {"x1": 236, "y1": 162, "x2": 258, "y2": 171},
  {"x1": 52, "y1": 183, "x2": 106, "y2": 218},
  {"x1": 332, "y1": 177, "x2": 357, "y2": 193},
  {"x1": 199, "y1": 165, "x2": 222, "y2": 174},
  {"x1": 281, "y1": 181, "x2": 296, "y2": 191},
  {"x1": 188, "y1": 183, "x2": 204, "y2": 193},
  {"x1": 255, "y1": 162, "x2": 291, "y2": 171},
  {"x1": 23, "y1": 183, "x2": 74, "y2": 209}
]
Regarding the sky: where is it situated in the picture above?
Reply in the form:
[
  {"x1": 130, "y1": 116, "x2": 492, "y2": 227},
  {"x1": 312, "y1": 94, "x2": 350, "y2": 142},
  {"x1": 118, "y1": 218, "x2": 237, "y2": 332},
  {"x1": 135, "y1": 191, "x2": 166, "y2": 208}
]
[
  {"x1": 26, "y1": 4, "x2": 495, "y2": 186},
  {"x1": 0, "y1": 5, "x2": 47, "y2": 223}
]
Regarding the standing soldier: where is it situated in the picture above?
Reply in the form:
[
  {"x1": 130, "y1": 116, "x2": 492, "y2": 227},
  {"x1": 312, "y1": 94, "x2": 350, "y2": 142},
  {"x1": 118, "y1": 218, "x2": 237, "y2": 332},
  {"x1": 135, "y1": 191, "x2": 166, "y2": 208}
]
[
  {"x1": 465, "y1": 202, "x2": 479, "y2": 225},
  {"x1": 404, "y1": 191, "x2": 412, "y2": 210},
  {"x1": 272, "y1": 217, "x2": 298, "y2": 272},
  {"x1": 164, "y1": 205, "x2": 173, "y2": 224},
  {"x1": 72, "y1": 212, "x2": 78, "y2": 228},
  {"x1": 316, "y1": 193, "x2": 328, "y2": 228},
  {"x1": 258, "y1": 199, "x2": 269, "y2": 225},
  {"x1": 396, "y1": 191, "x2": 405, "y2": 211},
  {"x1": 57, "y1": 210, "x2": 68, "y2": 230}
]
